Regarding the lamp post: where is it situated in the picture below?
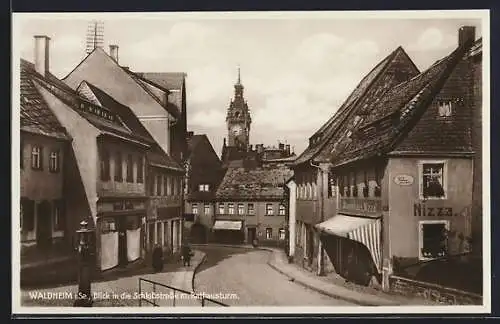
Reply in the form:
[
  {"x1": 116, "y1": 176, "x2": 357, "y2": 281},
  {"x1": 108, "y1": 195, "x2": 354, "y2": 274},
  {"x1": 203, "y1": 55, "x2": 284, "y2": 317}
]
[{"x1": 74, "y1": 220, "x2": 94, "y2": 307}]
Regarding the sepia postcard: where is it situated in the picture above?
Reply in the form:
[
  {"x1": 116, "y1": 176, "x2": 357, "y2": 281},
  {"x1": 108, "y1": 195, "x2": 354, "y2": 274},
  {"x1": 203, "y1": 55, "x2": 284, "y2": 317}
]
[{"x1": 11, "y1": 9, "x2": 491, "y2": 316}]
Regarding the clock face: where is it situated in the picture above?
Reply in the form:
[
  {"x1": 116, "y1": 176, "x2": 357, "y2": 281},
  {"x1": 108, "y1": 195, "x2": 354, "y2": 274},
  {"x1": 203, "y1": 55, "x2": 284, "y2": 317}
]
[{"x1": 231, "y1": 124, "x2": 243, "y2": 135}]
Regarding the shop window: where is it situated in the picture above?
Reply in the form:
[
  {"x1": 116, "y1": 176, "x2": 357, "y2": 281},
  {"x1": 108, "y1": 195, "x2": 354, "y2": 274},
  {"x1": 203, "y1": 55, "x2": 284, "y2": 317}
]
[
  {"x1": 420, "y1": 161, "x2": 447, "y2": 199},
  {"x1": 21, "y1": 198, "x2": 35, "y2": 232},
  {"x1": 278, "y1": 204, "x2": 286, "y2": 216},
  {"x1": 100, "y1": 149, "x2": 110, "y2": 181},
  {"x1": 53, "y1": 199, "x2": 64, "y2": 231},
  {"x1": 49, "y1": 150, "x2": 60, "y2": 173},
  {"x1": 247, "y1": 203, "x2": 255, "y2": 215},
  {"x1": 278, "y1": 228, "x2": 285, "y2": 240},
  {"x1": 218, "y1": 203, "x2": 225, "y2": 215},
  {"x1": 266, "y1": 203, "x2": 274, "y2": 216},
  {"x1": 228, "y1": 203, "x2": 235, "y2": 215},
  {"x1": 419, "y1": 221, "x2": 449, "y2": 260},
  {"x1": 192, "y1": 203, "x2": 198, "y2": 215},
  {"x1": 266, "y1": 228, "x2": 273, "y2": 240},
  {"x1": 156, "y1": 222, "x2": 162, "y2": 244},
  {"x1": 137, "y1": 156, "x2": 144, "y2": 183},
  {"x1": 31, "y1": 145, "x2": 43, "y2": 170},
  {"x1": 237, "y1": 203, "x2": 244, "y2": 215},
  {"x1": 114, "y1": 152, "x2": 123, "y2": 181},
  {"x1": 204, "y1": 204, "x2": 210, "y2": 215},
  {"x1": 102, "y1": 219, "x2": 117, "y2": 233},
  {"x1": 127, "y1": 216, "x2": 140, "y2": 230}
]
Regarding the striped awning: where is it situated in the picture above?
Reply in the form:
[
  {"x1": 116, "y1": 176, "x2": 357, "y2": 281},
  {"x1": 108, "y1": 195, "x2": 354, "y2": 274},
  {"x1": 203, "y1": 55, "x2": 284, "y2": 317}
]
[
  {"x1": 212, "y1": 220, "x2": 243, "y2": 231},
  {"x1": 315, "y1": 215, "x2": 382, "y2": 273}
]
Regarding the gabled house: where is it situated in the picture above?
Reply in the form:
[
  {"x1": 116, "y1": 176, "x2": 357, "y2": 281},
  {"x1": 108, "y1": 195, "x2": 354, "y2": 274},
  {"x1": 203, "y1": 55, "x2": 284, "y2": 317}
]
[
  {"x1": 289, "y1": 26, "x2": 483, "y2": 292},
  {"x1": 61, "y1": 45, "x2": 187, "y2": 257},
  {"x1": 183, "y1": 132, "x2": 224, "y2": 243},
  {"x1": 289, "y1": 42, "x2": 420, "y2": 276},
  {"x1": 20, "y1": 39, "x2": 72, "y2": 268},
  {"x1": 26, "y1": 36, "x2": 154, "y2": 272}
]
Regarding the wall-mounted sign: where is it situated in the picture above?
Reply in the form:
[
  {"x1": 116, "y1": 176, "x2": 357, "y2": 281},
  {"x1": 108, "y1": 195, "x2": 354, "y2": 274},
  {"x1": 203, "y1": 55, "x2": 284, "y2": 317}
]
[{"x1": 394, "y1": 174, "x2": 414, "y2": 186}]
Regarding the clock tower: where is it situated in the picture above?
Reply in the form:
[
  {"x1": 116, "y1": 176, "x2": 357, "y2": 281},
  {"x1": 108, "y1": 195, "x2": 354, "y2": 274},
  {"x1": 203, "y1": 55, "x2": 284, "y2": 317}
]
[{"x1": 226, "y1": 67, "x2": 251, "y2": 149}]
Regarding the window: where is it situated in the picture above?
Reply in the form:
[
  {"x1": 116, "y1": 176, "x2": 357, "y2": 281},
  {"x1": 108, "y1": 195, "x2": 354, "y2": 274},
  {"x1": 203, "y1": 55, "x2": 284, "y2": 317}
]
[
  {"x1": 266, "y1": 228, "x2": 273, "y2": 240},
  {"x1": 100, "y1": 149, "x2": 110, "y2": 181},
  {"x1": 31, "y1": 145, "x2": 43, "y2": 170},
  {"x1": 166, "y1": 176, "x2": 172, "y2": 196},
  {"x1": 101, "y1": 218, "x2": 117, "y2": 233},
  {"x1": 438, "y1": 100, "x2": 452, "y2": 118},
  {"x1": 204, "y1": 204, "x2": 210, "y2": 215},
  {"x1": 248, "y1": 203, "x2": 255, "y2": 215},
  {"x1": 163, "y1": 221, "x2": 169, "y2": 246},
  {"x1": 192, "y1": 203, "x2": 198, "y2": 215},
  {"x1": 228, "y1": 203, "x2": 235, "y2": 215},
  {"x1": 177, "y1": 178, "x2": 182, "y2": 195},
  {"x1": 163, "y1": 175, "x2": 169, "y2": 196},
  {"x1": 21, "y1": 198, "x2": 35, "y2": 232},
  {"x1": 114, "y1": 152, "x2": 122, "y2": 181},
  {"x1": 279, "y1": 228, "x2": 286, "y2": 240},
  {"x1": 149, "y1": 173, "x2": 156, "y2": 196},
  {"x1": 156, "y1": 174, "x2": 162, "y2": 196},
  {"x1": 170, "y1": 176, "x2": 175, "y2": 196},
  {"x1": 49, "y1": 150, "x2": 60, "y2": 173},
  {"x1": 199, "y1": 184, "x2": 209, "y2": 192},
  {"x1": 218, "y1": 203, "x2": 225, "y2": 215},
  {"x1": 237, "y1": 203, "x2": 244, "y2": 215},
  {"x1": 419, "y1": 221, "x2": 449, "y2": 260},
  {"x1": 126, "y1": 154, "x2": 133, "y2": 182},
  {"x1": 137, "y1": 156, "x2": 143, "y2": 183},
  {"x1": 53, "y1": 199, "x2": 64, "y2": 231},
  {"x1": 279, "y1": 204, "x2": 286, "y2": 215},
  {"x1": 266, "y1": 203, "x2": 274, "y2": 216},
  {"x1": 420, "y1": 162, "x2": 446, "y2": 199}
]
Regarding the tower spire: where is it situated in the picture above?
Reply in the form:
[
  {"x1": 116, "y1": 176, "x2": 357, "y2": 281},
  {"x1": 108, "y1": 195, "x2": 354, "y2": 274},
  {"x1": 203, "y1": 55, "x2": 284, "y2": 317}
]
[{"x1": 237, "y1": 65, "x2": 241, "y2": 85}]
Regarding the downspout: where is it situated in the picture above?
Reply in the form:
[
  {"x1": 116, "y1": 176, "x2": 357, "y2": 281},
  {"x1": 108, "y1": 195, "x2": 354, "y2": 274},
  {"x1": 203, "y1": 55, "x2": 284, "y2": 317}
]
[{"x1": 310, "y1": 160, "x2": 326, "y2": 276}]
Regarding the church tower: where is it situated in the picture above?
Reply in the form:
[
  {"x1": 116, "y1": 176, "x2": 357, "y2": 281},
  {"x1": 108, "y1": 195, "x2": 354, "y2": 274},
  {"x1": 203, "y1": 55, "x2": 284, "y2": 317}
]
[{"x1": 226, "y1": 67, "x2": 251, "y2": 150}]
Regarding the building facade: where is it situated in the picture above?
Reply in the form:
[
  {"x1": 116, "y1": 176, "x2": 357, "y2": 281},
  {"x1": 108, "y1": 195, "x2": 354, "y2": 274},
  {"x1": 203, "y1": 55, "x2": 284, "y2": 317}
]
[
  {"x1": 20, "y1": 51, "x2": 72, "y2": 266},
  {"x1": 183, "y1": 133, "x2": 224, "y2": 243},
  {"x1": 62, "y1": 45, "x2": 187, "y2": 259},
  {"x1": 289, "y1": 26, "x2": 482, "y2": 290}
]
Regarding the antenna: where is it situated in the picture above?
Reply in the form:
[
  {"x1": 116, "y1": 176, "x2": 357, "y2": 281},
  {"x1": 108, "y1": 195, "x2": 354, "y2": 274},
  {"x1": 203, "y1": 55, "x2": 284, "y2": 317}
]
[{"x1": 86, "y1": 20, "x2": 104, "y2": 54}]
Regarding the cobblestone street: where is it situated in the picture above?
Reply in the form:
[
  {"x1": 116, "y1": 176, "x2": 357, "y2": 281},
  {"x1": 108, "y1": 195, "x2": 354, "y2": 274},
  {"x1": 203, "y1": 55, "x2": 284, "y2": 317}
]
[{"x1": 194, "y1": 246, "x2": 355, "y2": 306}]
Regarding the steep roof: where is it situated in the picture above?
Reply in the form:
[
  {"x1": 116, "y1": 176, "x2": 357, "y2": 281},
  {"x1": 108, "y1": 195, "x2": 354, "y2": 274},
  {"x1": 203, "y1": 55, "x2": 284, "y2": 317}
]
[
  {"x1": 293, "y1": 46, "x2": 419, "y2": 166},
  {"x1": 20, "y1": 59, "x2": 70, "y2": 140},
  {"x1": 83, "y1": 82, "x2": 183, "y2": 171},
  {"x1": 216, "y1": 166, "x2": 293, "y2": 200},
  {"x1": 186, "y1": 134, "x2": 224, "y2": 201},
  {"x1": 135, "y1": 72, "x2": 185, "y2": 91},
  {"x1": 331, "y1": 42, "x2": 474, "y2": 167}
]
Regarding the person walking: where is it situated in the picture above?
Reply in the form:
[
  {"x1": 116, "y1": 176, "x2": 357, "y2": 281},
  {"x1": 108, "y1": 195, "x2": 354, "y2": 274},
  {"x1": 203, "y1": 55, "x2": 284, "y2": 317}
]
[{"x1": 181, "y1": 242, "x2": 193, "y2": 267}]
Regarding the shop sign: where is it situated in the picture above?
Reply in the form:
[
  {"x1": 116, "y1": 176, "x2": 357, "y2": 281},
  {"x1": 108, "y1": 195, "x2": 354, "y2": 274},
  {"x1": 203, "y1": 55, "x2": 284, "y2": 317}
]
[{"x1": 394, "y1": 174, "x2": 414, "y2": 186}]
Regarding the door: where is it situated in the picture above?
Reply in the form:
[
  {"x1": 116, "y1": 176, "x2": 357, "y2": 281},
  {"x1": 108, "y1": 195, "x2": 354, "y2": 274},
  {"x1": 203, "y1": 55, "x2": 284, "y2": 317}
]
[
  {"x1": 117, "y1": 218, "x2": 127, "y2": 267},
  {"x1": 36, "y1": 201, "x2": 52, "y2": 249},
  {"x1": 247, "y1": 228, "x2": 256, "y2": 244}
]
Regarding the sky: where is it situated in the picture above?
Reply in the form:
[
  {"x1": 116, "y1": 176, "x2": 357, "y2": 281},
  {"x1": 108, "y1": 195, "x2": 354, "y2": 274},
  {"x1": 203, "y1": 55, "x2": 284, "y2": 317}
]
[{"x1": 14, "y1": 12, "x2": 484, "y2": 157}]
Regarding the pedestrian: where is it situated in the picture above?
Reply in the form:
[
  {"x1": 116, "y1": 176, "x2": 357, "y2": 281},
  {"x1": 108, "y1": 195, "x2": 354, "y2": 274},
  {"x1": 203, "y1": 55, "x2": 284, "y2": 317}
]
[{"x1": 181, "y1": 242, "x2": 193, "y2": 267}]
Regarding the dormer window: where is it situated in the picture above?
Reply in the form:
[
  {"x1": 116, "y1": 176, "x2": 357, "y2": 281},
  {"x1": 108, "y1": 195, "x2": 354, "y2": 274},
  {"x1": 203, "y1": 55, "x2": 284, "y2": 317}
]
[
  {"x1": 199, "y1": 184, "x2": 209, "y2": 192},
  {"x1": 438, "y1": 100, "x2": 452, "y2": 118}
]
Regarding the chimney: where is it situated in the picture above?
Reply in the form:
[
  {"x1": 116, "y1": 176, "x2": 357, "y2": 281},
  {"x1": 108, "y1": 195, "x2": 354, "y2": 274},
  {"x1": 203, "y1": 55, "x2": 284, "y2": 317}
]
[
  {"x1": 109, "y1": 45, "x2": 119, "y2": 63},
  {"x1": 458, "y1": 26, "x2": 476, "y2": 47},
  {"x1": 279, "y1": 143, "x2": 285, "y2": 151},
  {"x1": 285, "y1": 144, "x2": 291, "y2": 156},
  {"x1": 34, "y1": 35, "x2": 50, "y2": 76},
  {"x1": 256, "y1": 144, "x2": 264, "y2": 154}
]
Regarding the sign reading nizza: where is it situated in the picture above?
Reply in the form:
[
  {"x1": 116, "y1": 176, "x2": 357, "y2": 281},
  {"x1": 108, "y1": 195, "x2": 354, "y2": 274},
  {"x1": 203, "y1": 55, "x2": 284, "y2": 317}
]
[{"x1": 394, "y1": 174, "x2": 414, "y2": 186}]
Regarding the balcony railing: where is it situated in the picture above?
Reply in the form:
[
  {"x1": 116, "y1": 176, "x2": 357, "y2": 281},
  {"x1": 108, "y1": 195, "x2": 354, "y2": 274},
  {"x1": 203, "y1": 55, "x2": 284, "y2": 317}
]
[{"x1": 339, "y1": 197, "x2": 382, "y2": 216}]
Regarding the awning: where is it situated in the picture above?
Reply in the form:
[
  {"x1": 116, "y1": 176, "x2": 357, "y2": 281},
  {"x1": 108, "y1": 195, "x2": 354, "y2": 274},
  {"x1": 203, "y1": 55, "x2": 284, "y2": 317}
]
[
  {"x1": 315, "y1": 215, "x2": 382, "y2": 273},
  {"x1": 212, "y1": 220, "x2": 243, "y2": 231}
]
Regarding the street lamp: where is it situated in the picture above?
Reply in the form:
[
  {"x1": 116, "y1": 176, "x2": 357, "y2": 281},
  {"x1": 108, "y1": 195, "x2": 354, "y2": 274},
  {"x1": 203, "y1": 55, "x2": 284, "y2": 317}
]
[{"x1": 74, "y1": 220, "x2": 94, "y2": 307}]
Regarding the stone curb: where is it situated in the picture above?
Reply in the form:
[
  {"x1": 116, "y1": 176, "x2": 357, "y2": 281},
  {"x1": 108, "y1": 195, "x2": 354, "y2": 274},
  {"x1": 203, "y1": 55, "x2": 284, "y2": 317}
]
[{"x1": 190, "y1": 250, "x2": 207, "y2": 293}]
